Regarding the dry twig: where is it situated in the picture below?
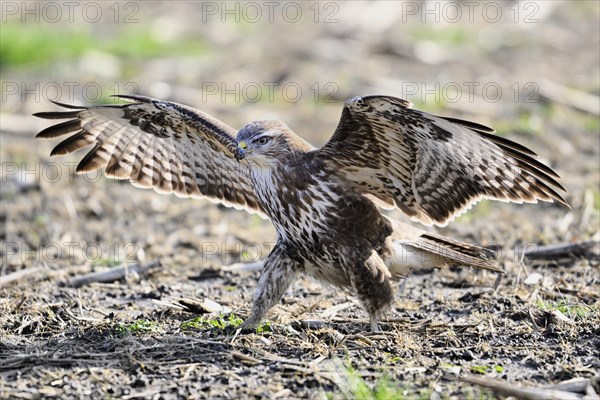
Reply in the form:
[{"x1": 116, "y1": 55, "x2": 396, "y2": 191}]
[
  {"x1": 460, "y1": 374, "x2": 598, "y2": 400},
  {"x1": 59, "y1": 261, "x2": 161, "y2": 288}
]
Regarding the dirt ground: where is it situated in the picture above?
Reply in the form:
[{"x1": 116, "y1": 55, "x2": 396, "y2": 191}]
[{"x1": 1, "y1": 2, "x2": 599, "y2": 399}]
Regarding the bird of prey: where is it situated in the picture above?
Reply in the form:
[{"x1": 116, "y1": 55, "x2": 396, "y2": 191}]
[{"x1": 35, "y1": 94, "x2": 568, "y2": 331}]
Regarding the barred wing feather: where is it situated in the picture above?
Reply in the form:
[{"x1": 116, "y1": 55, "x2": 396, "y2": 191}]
[
  {"x1": 35, "y1": 95, "x2": 265, "y2": 217},
  {"x1": 318, "y1": 95, "x2": 568, "y2": 226}
]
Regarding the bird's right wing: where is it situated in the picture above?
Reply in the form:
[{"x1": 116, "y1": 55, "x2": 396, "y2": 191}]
[{"x1": 35, "y1": 95, "x2": 266, "y2": 217}]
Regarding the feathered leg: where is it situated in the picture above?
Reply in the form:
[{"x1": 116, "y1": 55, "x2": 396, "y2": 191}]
[
  {"x1": 240, "y1": 242, "x2": 300, "y2": 330},
  {"x1": 348, "y1": 250, "x2": 394, "y2": 332}
]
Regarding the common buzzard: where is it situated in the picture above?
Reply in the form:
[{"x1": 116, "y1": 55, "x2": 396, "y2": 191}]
[{"x1": 35, "y1": 95, "x2": 568, "y2": 331}]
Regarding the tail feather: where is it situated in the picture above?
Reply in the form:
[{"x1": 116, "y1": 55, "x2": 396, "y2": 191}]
[
  {"x1": 383, "y1": 216, "x2": 504, "y2": 275},
  {"x1": 418, "y1": 233, "x2": 503, "y2": 273}
]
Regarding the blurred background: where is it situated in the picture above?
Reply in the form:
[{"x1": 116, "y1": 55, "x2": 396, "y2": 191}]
[{"x1": 1, "y1": 1, "x2": 599, "y2": 270}]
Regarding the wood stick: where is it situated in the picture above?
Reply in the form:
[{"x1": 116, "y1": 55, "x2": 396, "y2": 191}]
[
  {"x1": 60, "y1": 261, "x2": 161, "y2": 288},
  {"x1": 0, "y1": 267, "x2": 43, "y2": 287},
  {"x1": 524, "y1": 241, "x2": 598, "y2": 261},
  {"x1": 539, "y1": 79, "x2": 600, "y2": 116},
  {"x1": 460, "y1": 374, "x2": 584, "y2": 400}
]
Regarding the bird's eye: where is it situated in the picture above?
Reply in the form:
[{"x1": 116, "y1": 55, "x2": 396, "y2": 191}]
[{"x1": 256, "y1": 136, "x2": 270, "y2": 145}]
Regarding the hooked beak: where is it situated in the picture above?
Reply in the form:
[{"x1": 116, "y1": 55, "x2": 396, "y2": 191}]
[{"x1": 235, "y1": 141, "x2": 247, "y2": 161}]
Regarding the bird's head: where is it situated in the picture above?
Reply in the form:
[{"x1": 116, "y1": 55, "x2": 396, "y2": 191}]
[{"x1": 236, "y1": 120, "x2": 313, "y2": 165}]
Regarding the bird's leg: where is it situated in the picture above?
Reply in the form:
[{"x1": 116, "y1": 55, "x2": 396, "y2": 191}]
[
  {"x1": 369, "y1": 314, "x2": 381, "y2": 333},
  {"x1": 239, "y1": 245, "x2": 299, "y2": 330},
  {"x1": 350, "y1": 250, "x2": 394, "y2": 333}
]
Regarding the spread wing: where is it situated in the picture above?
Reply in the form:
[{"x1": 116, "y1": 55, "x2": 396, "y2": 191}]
[
  {"x1": 35, "y1": 95, "x2": 265, "y2": 217},
  {"x1": 317, "y1": 95, "x2": 569, "y2": 226}
]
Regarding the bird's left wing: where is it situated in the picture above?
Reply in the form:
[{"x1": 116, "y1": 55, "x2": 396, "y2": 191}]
[
  {"x1": 35, "y1": 95, "x2": 265, "y2": 216},
  {"x1": 316, "y1": 95, "x2": 568, "y2": 226}
]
